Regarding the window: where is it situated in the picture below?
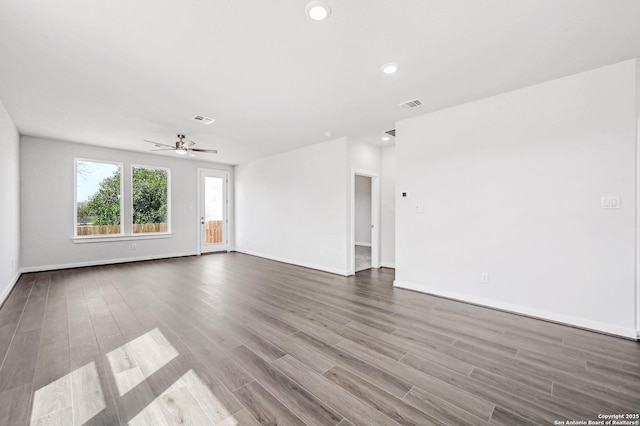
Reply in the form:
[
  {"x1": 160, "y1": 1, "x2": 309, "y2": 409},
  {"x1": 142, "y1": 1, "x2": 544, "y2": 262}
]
[
  {"x1": 132, "y1": 165, "x2": 170, "y2": 234},
  {"x1": 75, "y1": 159, "x2": 123, "y2": 237},
  {"x1": 73, "y1": 160, "x2": 172, "y2": 242}
]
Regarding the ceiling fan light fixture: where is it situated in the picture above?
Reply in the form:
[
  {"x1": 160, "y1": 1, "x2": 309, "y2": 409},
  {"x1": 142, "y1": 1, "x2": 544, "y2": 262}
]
[
  {"x1": 306, "y1": 1, "x2": 331, "y2": 21},
  {"x1": 145, "y1": 134, "x2": 217, "y2": 156}
]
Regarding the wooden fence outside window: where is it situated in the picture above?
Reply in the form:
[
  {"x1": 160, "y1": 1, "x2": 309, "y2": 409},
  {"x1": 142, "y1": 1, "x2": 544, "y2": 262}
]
[{"x1": 76, "y1": 221, "x2": 223, "y2": 242}]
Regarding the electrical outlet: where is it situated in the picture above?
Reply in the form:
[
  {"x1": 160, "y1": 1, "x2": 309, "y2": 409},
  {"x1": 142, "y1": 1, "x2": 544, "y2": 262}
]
[
  {"x1": 132, "y1": 243, "x2": 136, "y2": 250},
  {"x1": 480, "y1": 273, "x2": 489, "y2": 283},
  {"x1": 601, "y1": 196, "x2": 620, "y2": 209}
]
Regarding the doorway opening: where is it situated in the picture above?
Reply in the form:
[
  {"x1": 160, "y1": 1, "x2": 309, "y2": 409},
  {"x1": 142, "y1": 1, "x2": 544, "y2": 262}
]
[
  {"x1": 197, "y1": 169, "x2": 229, "y2": 254},
  {"x1": 350, "y1": 169, "x2": 380, "y2": 275},
  {"x1": 355, "y1": 175, "x2": 372, "y2": 271}
]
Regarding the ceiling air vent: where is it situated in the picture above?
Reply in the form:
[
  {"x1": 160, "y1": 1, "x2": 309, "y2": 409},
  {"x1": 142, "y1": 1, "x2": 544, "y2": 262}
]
[
  {"x1": 193, "y1": 115, "x2": 215, "y2": 125},
  {"x1": 398, "y1": 99, "x2": 423, "y2": 110},
  {"x1": 385, "y1": 129, "x2": 396, "y2": 137}
]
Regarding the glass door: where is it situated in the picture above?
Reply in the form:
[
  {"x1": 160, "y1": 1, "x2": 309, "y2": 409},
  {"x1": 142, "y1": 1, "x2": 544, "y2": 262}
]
[{"x1": 199, "y1": 170, "x2": 228, "y2": 253}]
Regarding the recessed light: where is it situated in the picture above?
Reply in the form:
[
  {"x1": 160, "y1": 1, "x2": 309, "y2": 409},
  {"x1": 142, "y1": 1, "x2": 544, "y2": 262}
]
[
  {"x1": 381, "y1": 63, "x2": 399, "y2": 74},
  {"x1": 306, "y1": 1, "x2": 331, "y2": 21},
  {"x1": 382, "y1": 136, "x2": 390, "y2": 142},
  {"x1": 325, "y1": 131, "x2": 334, "y2": 138}
]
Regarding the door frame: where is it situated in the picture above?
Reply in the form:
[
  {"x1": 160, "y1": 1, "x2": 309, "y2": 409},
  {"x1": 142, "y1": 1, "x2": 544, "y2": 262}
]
[
  {"x1": 197, "y1": 168, "x2": 230, "y2": 254},
  {"x1": 635, "y1": 120, "x2": 640, "y2": 340},
  {"x1": 350, "y1": 168, "x2": 380, "y2": 275}
]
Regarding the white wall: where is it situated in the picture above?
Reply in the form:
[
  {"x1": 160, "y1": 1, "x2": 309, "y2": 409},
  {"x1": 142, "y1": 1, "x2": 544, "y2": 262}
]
[
  {"x1": 354, "y1": 175, "x2": 372, "y2": 246},
  {"x1": 20, "y1": 136, "x2": 233, "y2": 271},
  {"x1": 348, "y1": 139, "x2": 381, "y2": 173},
  {"x1": 381, "y1": 145, "x2": 396, "y2": 268},
  {"x1": 235, "y1": 137, "x2": 349, "y2": 275},
  {"x1": 0, "y1": 100, "x2": 20, "y2": 305},
  {"x1": 395, "y1": 59, "x2": 639, "y2": 338}
]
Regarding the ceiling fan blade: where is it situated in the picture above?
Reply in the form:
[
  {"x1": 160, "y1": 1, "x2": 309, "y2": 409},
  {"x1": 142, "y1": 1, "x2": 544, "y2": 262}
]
[
  {"x1": 191, "y1": 148, "x2": 218, "y2": 154},
  {"x1": 186, "y1": 139, "x2": 197, "y2": 146},
  {"x1": 144, "y1": 140, "x2": 175, "y2": 149},
  {"x1": 150, "y1": 148, "x2": 176, "y2": 152}
]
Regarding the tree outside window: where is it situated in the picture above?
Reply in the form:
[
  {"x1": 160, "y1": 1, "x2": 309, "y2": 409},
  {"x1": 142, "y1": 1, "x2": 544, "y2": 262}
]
[
  {"x1": 76, "y1": 160, "x2": 122, "y2": 236},
  {"x1": 132, "y1": 166, "x2": 169, "y2": 233},
  {"x1": 75, "y1": 161, "x2": 170, "y2": 236}
]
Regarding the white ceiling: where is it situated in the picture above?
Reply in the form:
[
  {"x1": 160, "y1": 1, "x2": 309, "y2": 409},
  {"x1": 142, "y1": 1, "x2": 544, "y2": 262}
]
[{"x1": 1, "y1": 1, "x2": 639, "y2": 165}]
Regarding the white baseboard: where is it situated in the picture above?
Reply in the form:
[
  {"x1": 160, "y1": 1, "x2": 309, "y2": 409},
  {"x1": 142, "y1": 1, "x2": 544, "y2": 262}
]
[
  {"x1": 0, "y1": 271, "x2": 22, "y2": 308},
  {"x1": 355, "y1": 242, "x2": 372, "y2": 247},
  {"x1": 238, "y1": 250, "x2": 349, "y2": 276},
  {"x1": 394, "y1": 280, "x2": 638, "y2": 340},
  {"x1": 381, "y1": 262, "x2": 395, "y2": 269},
  {"x1": 20, "y1": 252, "x2": 198, "y2": 273}
]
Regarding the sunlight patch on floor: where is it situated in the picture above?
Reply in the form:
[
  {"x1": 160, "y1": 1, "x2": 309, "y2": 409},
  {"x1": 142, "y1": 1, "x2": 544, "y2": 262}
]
[
  {"x1": 31, "y1": 361, "x2": 105, "y2": 426},
  {"x1": 107, "y1": 328, "x2": 178, "y2": 397},
  {"x1": 129, "y1": 369, "x2": 233, "y2": 425}
]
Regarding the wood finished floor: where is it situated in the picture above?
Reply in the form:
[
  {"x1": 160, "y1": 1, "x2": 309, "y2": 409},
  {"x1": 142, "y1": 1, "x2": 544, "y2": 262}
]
[{"x1": 0, "y1": 253, "x2": 638, "y2": 425}]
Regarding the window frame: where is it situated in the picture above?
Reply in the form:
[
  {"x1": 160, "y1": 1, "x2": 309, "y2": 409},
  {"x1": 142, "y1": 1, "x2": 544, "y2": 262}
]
[
  {"x1": 74, "y1": 158, "x2": 125, "y2": 239},
  {"x1": 130, "y1": 164, "x2": 172, "y2": 236}
]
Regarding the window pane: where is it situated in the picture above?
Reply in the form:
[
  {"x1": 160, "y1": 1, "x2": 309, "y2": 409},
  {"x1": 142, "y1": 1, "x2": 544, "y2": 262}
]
[
  {"x1": 204, "y1": 176, "x2": 223, "y2": 243},
  {"x1": 76, "y1": 160, "x2": 122, "y2": 236},
  {"x1": 132, "y1": 166, "x2": 169, "y2": 234}
]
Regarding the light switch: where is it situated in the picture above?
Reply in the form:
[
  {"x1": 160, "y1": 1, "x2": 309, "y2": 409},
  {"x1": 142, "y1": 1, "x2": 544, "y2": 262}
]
[
  {"x1": 402, "y1": 191, "x2": 410, "y2": 198},
  {"x1": 601, "y1": 196, "x2": 620, "y2": 209},
  {"x1": 415, "y1": 203, "x2": 424, "y2": 213}
]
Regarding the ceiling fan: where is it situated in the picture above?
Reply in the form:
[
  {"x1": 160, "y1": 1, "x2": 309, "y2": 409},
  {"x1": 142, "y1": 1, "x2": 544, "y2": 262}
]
[{"x1": 144, "y1": 134, "x2": 218, "y2": 156}]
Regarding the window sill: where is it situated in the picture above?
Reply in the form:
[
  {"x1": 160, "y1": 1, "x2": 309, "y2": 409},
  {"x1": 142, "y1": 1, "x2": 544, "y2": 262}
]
[{"x1": 72, "y1": 233, "x2": 172, "y2": 244}]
